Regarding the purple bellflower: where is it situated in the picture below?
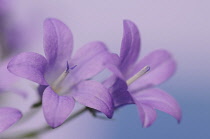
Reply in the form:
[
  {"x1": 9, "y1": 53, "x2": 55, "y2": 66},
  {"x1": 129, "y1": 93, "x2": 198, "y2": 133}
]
[
  {"x1": 7, "y1": 18, "x2": 121, "y2": 128},
  {"x1": 0, "y1": 1, "x2": 23, "y2": 133},
  {"x1": 0, "y1": 0, "x2": 32, "y2": 58},
  {"x1": 0, "y1": 61, "x2": 23, "y2": 133},
  {"x1": 107, "y1": 20, "x2": 182, "y2": 127},
  {"x1": 0, "y1": 107, "x2": 22, "y2": 133},
  {"x1": 0, "y1": 60, "x2": 24, "y2": 133}
]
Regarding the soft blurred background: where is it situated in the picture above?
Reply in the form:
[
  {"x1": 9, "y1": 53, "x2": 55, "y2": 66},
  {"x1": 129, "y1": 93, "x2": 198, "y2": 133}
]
[{"x1": 0, "y1": 0, "x2": 210, "y2": 138}]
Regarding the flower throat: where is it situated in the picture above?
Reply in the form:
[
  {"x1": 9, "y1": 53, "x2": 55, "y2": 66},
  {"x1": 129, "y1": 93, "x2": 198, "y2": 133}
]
[{"x1": 52, "y1": 62, "x2": 77, "y2": 93}]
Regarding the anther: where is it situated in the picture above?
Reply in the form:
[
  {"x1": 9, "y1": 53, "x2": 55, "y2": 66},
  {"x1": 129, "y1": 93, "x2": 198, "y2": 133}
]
[{"x1": 66, "y1": 61, "x2": 70, "y2": 72}]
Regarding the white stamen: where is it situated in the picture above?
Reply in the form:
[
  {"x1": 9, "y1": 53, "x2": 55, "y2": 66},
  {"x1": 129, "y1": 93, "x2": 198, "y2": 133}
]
[
  {"x1": 51, "y1": 63, "x2": 77, "y2": 92},
  {"x1": 126, "y1": 66, "x2": 150, "y2": 86},
  {"x1": 52, "y1": 70, "x2": 69, "y2": 91}
]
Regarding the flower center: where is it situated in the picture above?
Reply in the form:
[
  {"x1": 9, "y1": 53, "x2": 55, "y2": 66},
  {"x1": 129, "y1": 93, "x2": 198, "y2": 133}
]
[
  {"x1": 51, "y1": 62, "x2": 77, "y2": 93},
  {"x1": 126, "y1": 66, "x2": 150, "y2": 85}
]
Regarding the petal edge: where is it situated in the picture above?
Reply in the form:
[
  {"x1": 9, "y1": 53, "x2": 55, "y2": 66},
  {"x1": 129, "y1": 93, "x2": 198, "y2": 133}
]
[{"x1": 7, "y1": 52, "x2": 48, "y2": 85}]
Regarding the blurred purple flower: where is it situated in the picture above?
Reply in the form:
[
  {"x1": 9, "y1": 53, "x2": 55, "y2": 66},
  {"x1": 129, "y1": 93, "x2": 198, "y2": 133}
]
[
  {"x1": 0, "y1": 0, "x2": 9, "y2": 18},
  {"x1": 0, "y1": 2, "x2": 24, "y2": 132},
  {"x1": 0, "y1": 107, "x2": 22, "y2": 133},
  {"x1": 107, "y1": 20, "x2": 182, "y2": 127},
  {"x1": 7, "y1": 18, "x2": 120, "y2": 128},
  {"x1": 0, "y1": 59, "x2": 27, "y2": 98},
  {"x1": 0, "y1": 0, "x2": 32, "y2": 58}
]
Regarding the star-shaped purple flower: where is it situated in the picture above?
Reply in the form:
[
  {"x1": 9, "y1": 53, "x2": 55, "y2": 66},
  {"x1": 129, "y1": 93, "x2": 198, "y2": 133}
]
[
  {"x1": 107, "y1": 20, "x2": 182, "y2": 127},
  {"x1": 8, "y1": 18, "x2": 119, "y2": 128}
]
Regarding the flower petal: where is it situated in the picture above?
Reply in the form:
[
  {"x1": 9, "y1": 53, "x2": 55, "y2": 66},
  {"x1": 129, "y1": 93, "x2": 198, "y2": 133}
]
[
  {"x1": 0, "y1": 107, "x2": 22, "y2": 133},
  {"x1": 120, "y1": 20, "x2": 140, "y2": 73},
  {"x1": 7, "y1": 52, "x2": 48, "y2": 85},
  {"x1": 128, "y1": 49, "x2": 176, "y2": 91},
  {"x1": 103, "y1": 53, "x2": 124, "y2": 80},
  {"x1": 44, "y1": 18, "x2": 73, "y2": 67},
  {"x1": 102, "y1": 54, "x2": 125, "y2": 95},
  {"x1": 70, "y1": 42, "x2": 120, "y2": 84},
  {"x1": 0, "y1": 60, "x2": 18, "y2": 90},
  {"x1": 72, "y1": 80, "x2": 113, "y2": 118},
  {"x1": 42, "y1": 86, "x2": 75, "y2": 128},
  {"x1": 110, "y1": 79, "x2": 134, "y2": 108},
  {"x1": 135, "y1": 101, "x2": 157, "y2": 128},
  {"x1": 133, "y1": 88, "x2": 182, "y2": 123}
]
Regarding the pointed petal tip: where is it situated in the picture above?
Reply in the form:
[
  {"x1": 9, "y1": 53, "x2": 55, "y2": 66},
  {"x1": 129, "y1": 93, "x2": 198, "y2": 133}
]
[
  {"x1": 44, "y1": 18, "x2": 51, "y2": 23},
  {"x1": 12, "y1": 108, "x2": 23, "y2": 118},
  {"x1": 44, "y1": 18, "x2": 68, "y2": 29},
  {"x1": 176, "y1": 111, "x2": 182, "y2": 124},
  {"x1": 15, "y1": 109, "x2": 23, "y2": 121},
  {"x1": 44, "y1": 18, "x2": 60, "y2": 24},
  {"x1": 123, "y1": 19, "x2": 135, "y2": 25},
  {"x1": 150, "y1": 49, "x2": 176, "y2": 64},
  {"x1": 92, "y1": 41, "x2": 106, "y2": 46},
  {"x1": 153, "y1": 49, "x2": 173, "y2": 56},
  {"x1": 50, "y1": 123, "x2": 60, "y2": 129},
  {"x1": 122, "y1": 20, "x2": 139, "y2": 32},
  {"x1": 141, "y1": 117, "x2": 155, "y2": 128},
  {"x1": 0, "y1": 108, "x2": 22, "y2": 133},
  {"x1": 123, "y1": 20, "x2": 138, "y2": 30},
  {"x1": 107, "y1": 115, "x2": 112, "y2": 119},
  {"x1": 141, "y1": 117, "x2": 153, "y2": 128},
  {"x1": 106, "y1": 110, "x2": 114, "y2": 119},
  {"x1": 141, "y1": 115, "x2": 181, "y2": 128},
  {"x1": 44, "y1": 18, "x2": 59, "y2": 28},
  {"x1": 104, "y1": 101, "x2": 114, "y2": 119},
  {"x1": 142, "y1": 123, "x2": 150, "y2": 128}
]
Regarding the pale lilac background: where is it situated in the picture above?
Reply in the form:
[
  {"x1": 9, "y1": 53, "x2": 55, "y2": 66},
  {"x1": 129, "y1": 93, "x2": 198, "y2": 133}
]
[{"x1": 1, "y1": 0, "x2": 210, "y2": 139}]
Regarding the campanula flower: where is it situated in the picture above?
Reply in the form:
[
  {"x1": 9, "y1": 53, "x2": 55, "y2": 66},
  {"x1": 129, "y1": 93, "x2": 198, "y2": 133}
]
[
  {"x1": 0, "y1": 0, "x2": 31, "y2": 58},
  {"x1": 107, "y1": 20, "x2": 182, "y2": 127},
  {"x1": 0, "y1": 60, "x2": 24, "y2": 133},
  {"x1": 0, "y1": 1, "x2": 23, "y2": 133},
  {"x1": 0, "y1": 107, "x2": 22, "y2": 133},
  {"x1": 8, "y1": 18, "x2": 121, "y2": 128}
]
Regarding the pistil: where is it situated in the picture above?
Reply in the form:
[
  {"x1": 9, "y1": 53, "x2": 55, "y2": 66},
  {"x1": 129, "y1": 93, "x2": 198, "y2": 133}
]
[
  {"x1": 52, "y1": 62, "x2": 77, "y2": 92},
  {"x1": 126, "y1": 66, "x2": 150, "y2": 86}
]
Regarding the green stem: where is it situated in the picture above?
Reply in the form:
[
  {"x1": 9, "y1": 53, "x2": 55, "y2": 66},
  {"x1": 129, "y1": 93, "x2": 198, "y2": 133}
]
[{"x1": 2, "y1": 107, "x2": 88, "y2": 139}]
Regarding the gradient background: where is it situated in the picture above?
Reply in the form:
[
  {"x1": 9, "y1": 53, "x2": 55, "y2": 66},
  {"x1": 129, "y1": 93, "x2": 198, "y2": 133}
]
[{"x1": 1, "y1": 0, "x2": 210, "y2": 139}]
